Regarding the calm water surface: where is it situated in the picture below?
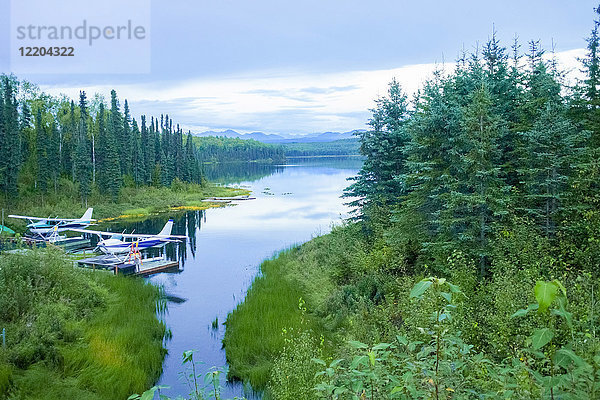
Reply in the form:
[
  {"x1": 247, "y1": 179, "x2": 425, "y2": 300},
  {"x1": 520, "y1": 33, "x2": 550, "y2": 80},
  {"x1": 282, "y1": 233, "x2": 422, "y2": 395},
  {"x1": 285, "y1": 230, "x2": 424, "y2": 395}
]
[{"x1": 113, "y1": 157, "x2": 361, "y2": 398}]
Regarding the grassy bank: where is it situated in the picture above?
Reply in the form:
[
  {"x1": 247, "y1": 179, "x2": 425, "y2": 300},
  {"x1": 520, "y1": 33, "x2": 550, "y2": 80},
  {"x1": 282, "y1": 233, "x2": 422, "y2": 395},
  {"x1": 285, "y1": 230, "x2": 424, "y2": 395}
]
[
  {"x1": 223, "y1": 225, "x2": 364, "y2": 392},
  {"x1": 224, "y1": 220, "x2": 600, "y2": 399},
  {"x1": 0, "y1": 248, "x2": 166, "y2": 399},
  {"x1": 2, "y1": 180, "x2": 248, "y2": 232}
]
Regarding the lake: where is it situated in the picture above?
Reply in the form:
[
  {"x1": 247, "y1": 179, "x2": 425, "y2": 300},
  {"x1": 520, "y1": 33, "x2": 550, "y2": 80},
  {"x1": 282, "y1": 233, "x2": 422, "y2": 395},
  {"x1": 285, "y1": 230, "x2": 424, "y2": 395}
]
[{"x1": 110, "y1": 156, "x2": 361, "y2": 398}]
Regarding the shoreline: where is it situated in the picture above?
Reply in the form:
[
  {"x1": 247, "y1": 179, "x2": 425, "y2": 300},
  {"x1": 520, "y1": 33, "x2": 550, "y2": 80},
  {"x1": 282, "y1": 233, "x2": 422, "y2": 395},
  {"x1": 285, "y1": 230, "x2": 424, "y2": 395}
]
[{"x1": 2, "y1": 183, "x2": 250, "y2": 232}]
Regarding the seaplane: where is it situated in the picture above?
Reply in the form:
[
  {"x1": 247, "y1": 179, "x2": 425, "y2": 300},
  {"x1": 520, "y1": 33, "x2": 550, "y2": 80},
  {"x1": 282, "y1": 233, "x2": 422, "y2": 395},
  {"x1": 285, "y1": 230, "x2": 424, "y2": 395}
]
[
  {"x1": 70, "y1": 219, "x2": 187, "y2": 260},
  {"x1": 9, "y1": 208, "x2": 95, "y2": 240}
]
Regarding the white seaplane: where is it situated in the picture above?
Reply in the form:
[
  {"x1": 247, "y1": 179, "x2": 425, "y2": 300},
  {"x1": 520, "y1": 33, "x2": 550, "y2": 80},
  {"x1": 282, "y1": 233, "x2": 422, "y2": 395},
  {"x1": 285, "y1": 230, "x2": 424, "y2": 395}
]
[
  {"x1": 9, "y1": 208, "x2": 95, "y2": 240},
  {"x1": 71, "y1": 219, "x2": 187, "y2": 259}
]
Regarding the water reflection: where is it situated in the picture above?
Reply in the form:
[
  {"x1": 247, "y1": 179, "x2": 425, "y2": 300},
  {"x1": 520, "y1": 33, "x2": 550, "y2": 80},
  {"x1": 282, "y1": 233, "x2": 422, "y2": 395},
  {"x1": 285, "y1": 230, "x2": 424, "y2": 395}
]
[
  {"x1": 202, "y1": 162, "x2": 284, "y2": 185},
  {"x1": 112, "y1": 157, "x2": 361, "y2": 399},
  {"x1": 97, "y1": 210, "x2": 205, "y2": 268}
]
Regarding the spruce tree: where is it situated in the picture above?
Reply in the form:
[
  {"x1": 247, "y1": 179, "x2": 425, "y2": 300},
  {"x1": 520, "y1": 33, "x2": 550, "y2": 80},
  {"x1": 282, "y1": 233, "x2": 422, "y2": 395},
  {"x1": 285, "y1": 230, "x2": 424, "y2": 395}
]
[
  {"x1": 48, "y1": 119, "x2": 60, "y2": 193},
  {"x1": 122, "y1": 99, "x2": 132, "y2": 175},
  {"x1": 34, "y1": 107, "x2": 48, "y2": 193},
  {"x1": 345, "y1": 79, "x2": 410, "y2": 217},
  {"x1": 520, "y1": 101, "x2": 586, "y2": 236},
  {"x1": 75, "y1": 91, "x2": 92, "y2": 205},
  {"x1": 1, "y1": 77, "x2": 21, "y2": 196},
  {"x1": 109, "y1": 90, "x2": 123, "y2": 175},
  {"x1": 131, "y1": 118, "x2": 145, "y2": 185},
  {"x1": 445, "y1": 85, "x2": 509, "y2": 275}
]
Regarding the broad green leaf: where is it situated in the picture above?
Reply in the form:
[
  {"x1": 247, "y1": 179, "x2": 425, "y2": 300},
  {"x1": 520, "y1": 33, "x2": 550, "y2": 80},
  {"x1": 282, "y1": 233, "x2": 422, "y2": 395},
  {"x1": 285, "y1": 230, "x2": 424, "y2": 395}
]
[
  {"x1": 441, "y1": 292, "x2": 452, "y2": 303},
  {"x1": 535, "y1": 281, "x2": 558, "y2": 313},
  {"x1": 552, "y1": 308, "x2": 573, "y2": 328},
  {"x1": 410, "y1": 279, "x2": 433, "y2": 298},
  {"x1": 511, "y1": 303, "x2": 538, "y2": 318},
  {"x1": 349, "y1": 340, "x2": 368, "y2": 349},
  {"x1": 447, "y1": 282, "x2": 462, "y2": 294},
  {"x1": 391, "y1": 386, "x2": 403, "y2": 394},
  {"x1": 350, "y1": 355, "x2": 368, "y2": 369},
  {"x1": 396, "y1": 335, "x2": 408, "y2": 345},
  {"x1": 312, "y1": 358, "x2": 326, "y2": 366},
  {"x1": 182, "y1": 350, "x2": 195, "y2": 363},
  {"x1": 140, "y1": 388, "x2": 158, "y2": 400},
  {"x1": 372, "y1": 343, "x2": 392, "y2": 350},
  {"x1": 531, "y1": 328, "x2": 554, "y2": 350},
  {"x1": 555, "y1": 348, "x2": 585, "y2": 367},
  {"x1": 511, "y1": 308, "x2": 529, "y2": 318},
  {"x1": 552, "y1": 279, "x2": 567, "y2": 298},
  {"x1": 368, "y1": 351, "x2": 376, "y2": 366},
  {"x1": 330, "y1": 359, "x2": 343, "y2": 368}
]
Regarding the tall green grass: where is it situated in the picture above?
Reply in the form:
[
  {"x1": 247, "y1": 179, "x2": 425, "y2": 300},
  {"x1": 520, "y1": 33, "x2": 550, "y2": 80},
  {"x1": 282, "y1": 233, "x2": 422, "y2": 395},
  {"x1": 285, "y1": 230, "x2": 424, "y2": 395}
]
[
  {"x1": 223, "y1": 227, "x2": 358, "y2": 390},
  {"x1": 0, "y1": 248, "x2": 167, "y2": 399}
]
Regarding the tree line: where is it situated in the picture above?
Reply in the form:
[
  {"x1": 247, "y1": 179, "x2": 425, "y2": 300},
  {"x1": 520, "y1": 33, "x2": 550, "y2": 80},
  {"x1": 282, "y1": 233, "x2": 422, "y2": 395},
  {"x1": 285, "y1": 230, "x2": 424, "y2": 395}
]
[
  {"x1": 0, "y1": 82, "x2": 237, "y2": 205},
  {"x1": 346, "y1": 14, "x2": 600, "y2": 278},
  {"x1": 281, "y1": 138, "x2": 360, "y2": 157},
  {"x1": 193, "y1": 136, "x2": 286, "y2": 163}
]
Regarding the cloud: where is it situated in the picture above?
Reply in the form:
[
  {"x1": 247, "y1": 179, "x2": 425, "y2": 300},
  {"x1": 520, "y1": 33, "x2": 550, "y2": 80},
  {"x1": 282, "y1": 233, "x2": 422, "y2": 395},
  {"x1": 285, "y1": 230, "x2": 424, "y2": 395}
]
[{"x1": 40, "y1": 48, "x2": 586, "y2": 135}]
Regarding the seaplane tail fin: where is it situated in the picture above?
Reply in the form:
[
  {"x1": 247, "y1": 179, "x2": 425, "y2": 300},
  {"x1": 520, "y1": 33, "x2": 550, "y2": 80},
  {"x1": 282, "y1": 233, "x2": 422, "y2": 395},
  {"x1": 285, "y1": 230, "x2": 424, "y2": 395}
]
[
  {"x1": 81, "y1": 208, "x2": 93, "y2": 221},
  {"x1": 158, "y1": 220, "x2": 174, "y2": 236}
]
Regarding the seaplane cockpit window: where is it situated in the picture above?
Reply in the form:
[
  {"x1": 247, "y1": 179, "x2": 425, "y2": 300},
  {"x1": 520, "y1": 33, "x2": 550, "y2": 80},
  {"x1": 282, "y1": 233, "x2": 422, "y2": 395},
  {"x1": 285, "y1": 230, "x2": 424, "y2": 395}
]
[{"x1": 110, "y1": 234, "x2": 123, "y2": 240}]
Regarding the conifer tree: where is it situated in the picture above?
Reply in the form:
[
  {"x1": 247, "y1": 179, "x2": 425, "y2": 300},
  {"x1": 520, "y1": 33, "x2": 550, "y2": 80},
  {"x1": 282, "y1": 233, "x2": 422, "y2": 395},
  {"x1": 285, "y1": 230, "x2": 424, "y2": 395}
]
[
  {"x1": 581, "y1": 4, "x2": 600, "y2": 145},
  {"x1": 34, "y1": 107, "x2": 48, "y2": 193},
  {"x1": 47, "y1": 119, "x2": 60, "y2": 193},
  {"x1": 445, "y1": 85, "x2": 509, "y2": 275},
  {"x1": 95, "y1": 102, "x2": 108, "y2": 192},
  {"x1": 109, "y1": 90, "x2": 123, "y2": 175},
  {"x1": 75, "y1": 91, "x2": 92, "y2": 205},
  {"x1": 131, "y1": 118, "x2": 145, "y2": 185},
  {"x1": 345, "y1": 79, "x2": 410, "y2": 217},
  {"x1": 121, "y1": 99, "x2": 132, "y2": 176},
  {"x1": 520, "y1": 101, "x2": 586, "y2": 237},
  {"x1": 1, "y1": 77, "x2": 21, "y2": 196}
]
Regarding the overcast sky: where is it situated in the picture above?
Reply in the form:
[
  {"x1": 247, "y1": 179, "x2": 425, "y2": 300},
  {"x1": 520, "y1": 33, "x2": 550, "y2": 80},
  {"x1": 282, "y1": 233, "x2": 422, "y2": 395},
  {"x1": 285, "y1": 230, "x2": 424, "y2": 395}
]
[{"x1": 0, "y1": 0, "x2": 597, "y2": 135}]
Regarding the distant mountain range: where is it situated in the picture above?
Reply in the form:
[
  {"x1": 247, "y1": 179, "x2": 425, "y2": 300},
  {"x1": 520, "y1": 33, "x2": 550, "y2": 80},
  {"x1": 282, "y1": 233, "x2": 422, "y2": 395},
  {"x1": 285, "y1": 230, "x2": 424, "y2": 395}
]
[{"x1": 193, "y1": 129, "x2": 364, "y2": 144}]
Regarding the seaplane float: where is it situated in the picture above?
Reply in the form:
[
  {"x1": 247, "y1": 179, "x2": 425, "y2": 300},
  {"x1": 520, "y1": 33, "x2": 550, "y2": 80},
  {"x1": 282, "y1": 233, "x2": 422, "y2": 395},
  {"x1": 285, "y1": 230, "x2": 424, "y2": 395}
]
[{"x1": 70, "y1": 219, "x2": 188, "y2": 264}]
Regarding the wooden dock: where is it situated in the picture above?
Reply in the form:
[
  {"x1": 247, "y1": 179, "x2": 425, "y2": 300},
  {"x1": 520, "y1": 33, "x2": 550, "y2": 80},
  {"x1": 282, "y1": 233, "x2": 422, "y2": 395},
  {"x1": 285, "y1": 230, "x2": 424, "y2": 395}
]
[
  {"x1": 21, "y1": 236, "x2": 91, "y2": 252},
  {"x1": 202, "y1": 195, "x2": 256, "y2": 203},
  {"x1": 77, "y1": 255, "x2": 180, "y2": 277}
]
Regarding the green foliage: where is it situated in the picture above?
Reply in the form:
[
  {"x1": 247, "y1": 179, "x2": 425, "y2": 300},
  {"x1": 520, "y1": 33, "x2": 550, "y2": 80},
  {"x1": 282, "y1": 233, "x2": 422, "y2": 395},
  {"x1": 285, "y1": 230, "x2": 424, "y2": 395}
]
[
  {"x1": 0, "y1": 75, "x2": 226, "y2": 209},
  {"x1": 0, "y1": 248, "x2": 167, "y2": 399},
  {"x1": 312, "y1": 279, "x2": 600, "y2": 399},
  {"x1": 269, "y1": 330, "x2": 323, "y2": 400}
]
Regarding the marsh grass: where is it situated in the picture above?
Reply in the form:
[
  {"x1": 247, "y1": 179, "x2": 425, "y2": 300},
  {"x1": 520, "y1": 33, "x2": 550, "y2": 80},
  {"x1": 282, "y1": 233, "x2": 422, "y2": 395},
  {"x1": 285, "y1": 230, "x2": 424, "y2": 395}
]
[
  {"x1": 0, "y1": 248, "x2": 167, "y2": 399},
  {"x1": 223, "y1": 236, "x2": 344, "y2": 391}
]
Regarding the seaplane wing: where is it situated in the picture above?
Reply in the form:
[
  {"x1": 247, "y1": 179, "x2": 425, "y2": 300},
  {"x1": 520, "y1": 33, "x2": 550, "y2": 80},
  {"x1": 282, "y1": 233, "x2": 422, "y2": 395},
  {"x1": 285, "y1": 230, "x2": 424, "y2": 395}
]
[
  {"x1": 9, "y1": 208, "x2": 95, "y2": 223},
  {"x1": 69, "y1": 228, "x2": 116, "y2": 238},
  {"x1": 42, "y1": 217, "x2": 97, "y2": 222},
  {"x1": 117, "y1": 233, "x2": 188, "y2": 240},
  {"x1": 8, "y1": 214, "x2": 48, "y2": 221}
]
